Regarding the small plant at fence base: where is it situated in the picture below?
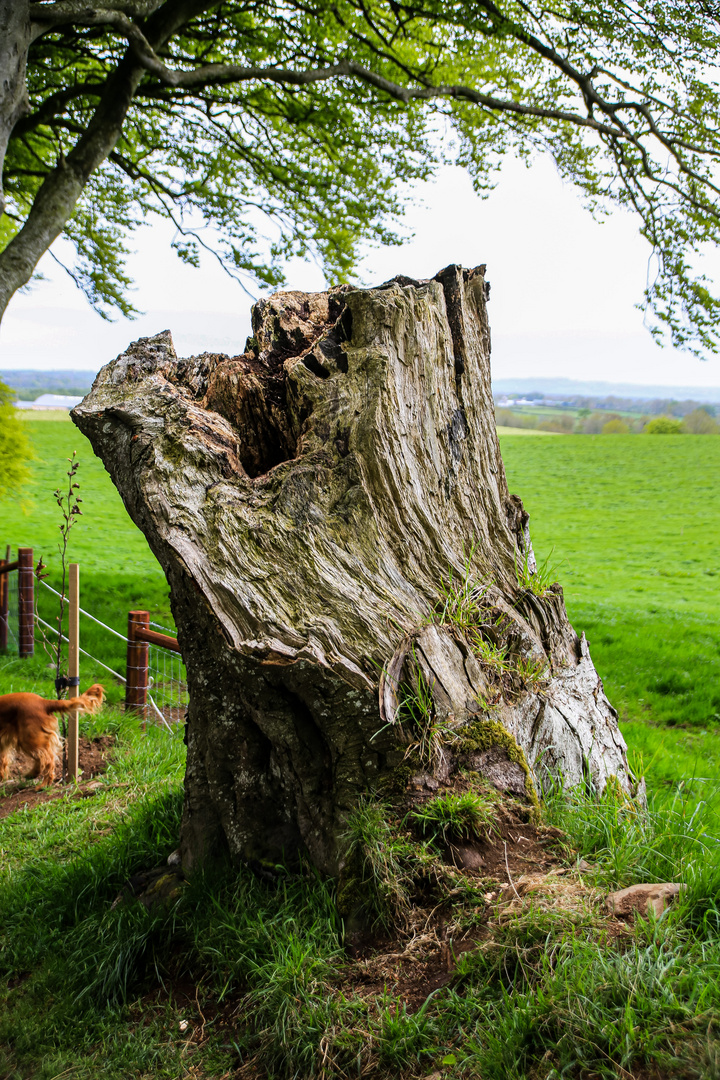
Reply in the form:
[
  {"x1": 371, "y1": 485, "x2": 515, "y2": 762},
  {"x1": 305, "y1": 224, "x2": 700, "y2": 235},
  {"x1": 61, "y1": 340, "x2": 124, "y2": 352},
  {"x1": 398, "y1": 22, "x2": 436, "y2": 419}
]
[
  {"x1": 35, "y1": 453, "x2": 82, "y2": 780},
  {"x1": 51, "y1": 452, "x2": 82, "y2": 687}
]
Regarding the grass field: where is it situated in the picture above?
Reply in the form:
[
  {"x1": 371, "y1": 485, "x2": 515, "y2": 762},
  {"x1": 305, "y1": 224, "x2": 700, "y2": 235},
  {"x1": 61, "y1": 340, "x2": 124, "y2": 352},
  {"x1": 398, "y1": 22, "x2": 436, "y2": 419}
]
[
  {"x1": 2, "y1": 419, "x2": 720, "y2": 1078},
  {"x1": 15, "y1": 409, "x2": 79, "y2": 422},
  {"x1": 494, "y1": 424, "x2": 562, "y2": 436},
  {"x1": 1, "y1": 715, "x2": 719, "y2": 1080},
  {"x1": 3, "y1": 420, "x2": 718, "y2": 807},
  {"x1": 500, "y1": 434, "x2": 720, "y2": 825},
  {"x1": 1, "y1": 418, "x2": 171, "y2": 706}
]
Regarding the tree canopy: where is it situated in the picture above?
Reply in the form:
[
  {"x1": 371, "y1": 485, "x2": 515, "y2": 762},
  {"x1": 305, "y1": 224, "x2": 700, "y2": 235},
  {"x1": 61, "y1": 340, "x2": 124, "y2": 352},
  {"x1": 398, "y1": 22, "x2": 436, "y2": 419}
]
[{"x1": 2, "y1": 1, "x2": 720, "y2": 353}]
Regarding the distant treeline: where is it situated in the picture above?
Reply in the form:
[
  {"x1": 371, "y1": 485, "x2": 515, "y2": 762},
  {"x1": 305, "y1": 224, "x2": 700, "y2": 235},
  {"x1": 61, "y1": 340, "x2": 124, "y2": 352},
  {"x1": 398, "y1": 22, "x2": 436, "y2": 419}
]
[
  {"x1": 496, "y1": 407, "x2": 719, "y2": 434},
  {"x1": 1, "y1": 369, "x2": 95, "y2": 400},
  {"x1": 497, "y1": 391, "x2": 719, "y2": 417}
]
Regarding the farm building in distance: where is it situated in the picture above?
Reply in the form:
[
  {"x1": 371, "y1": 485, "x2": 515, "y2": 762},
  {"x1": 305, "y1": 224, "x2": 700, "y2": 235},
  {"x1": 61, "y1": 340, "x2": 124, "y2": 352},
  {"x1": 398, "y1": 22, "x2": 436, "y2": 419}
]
[{"x1": 14, "y1": 393, "x2": 83, "y2": 410}]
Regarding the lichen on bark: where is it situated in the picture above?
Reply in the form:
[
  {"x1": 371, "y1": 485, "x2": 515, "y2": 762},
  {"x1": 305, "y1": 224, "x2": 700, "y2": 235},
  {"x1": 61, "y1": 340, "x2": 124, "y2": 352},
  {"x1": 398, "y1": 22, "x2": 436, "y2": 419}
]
[{"x1": 72, "y1": 264, "x2": 638, "y2": 877}]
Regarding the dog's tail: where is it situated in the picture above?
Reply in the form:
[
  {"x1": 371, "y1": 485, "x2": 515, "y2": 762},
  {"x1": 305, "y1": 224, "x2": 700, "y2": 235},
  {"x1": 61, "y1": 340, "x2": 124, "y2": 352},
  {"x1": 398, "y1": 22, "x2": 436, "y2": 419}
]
[{"x1": 44, "y1": 684, "x2": 105, "y2": 716}]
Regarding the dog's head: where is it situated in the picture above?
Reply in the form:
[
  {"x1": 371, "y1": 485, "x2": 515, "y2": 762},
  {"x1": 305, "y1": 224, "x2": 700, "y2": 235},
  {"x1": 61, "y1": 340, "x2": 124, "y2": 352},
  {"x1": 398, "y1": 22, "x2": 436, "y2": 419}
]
[{"x1": 83, "y1": 684, "x2": 105, "y2": 712}]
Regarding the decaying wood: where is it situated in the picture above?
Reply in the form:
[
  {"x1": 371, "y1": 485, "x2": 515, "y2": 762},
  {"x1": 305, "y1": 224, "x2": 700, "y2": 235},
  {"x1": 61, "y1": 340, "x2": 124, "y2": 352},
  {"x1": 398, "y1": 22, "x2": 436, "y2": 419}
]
[{"x1": 73, "y1": 265, "x2": 638, "y2": 876}]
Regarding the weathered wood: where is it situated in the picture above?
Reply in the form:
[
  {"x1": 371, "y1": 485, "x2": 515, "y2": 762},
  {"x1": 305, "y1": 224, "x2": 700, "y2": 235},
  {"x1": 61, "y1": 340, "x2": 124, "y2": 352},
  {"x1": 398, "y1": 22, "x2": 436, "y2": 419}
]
[
  {"x1": 73, "y1": 266, "x2": 639, "y2": 875},
  {"x1": 0, "y1": 545, "x2": 9, "y2": 651},
  {"x1": 17, "y1": 547, "x2": 33, "y2": 657},
  {"x1": 134, "y1": 626, "x2": 181, "y2": 653}
]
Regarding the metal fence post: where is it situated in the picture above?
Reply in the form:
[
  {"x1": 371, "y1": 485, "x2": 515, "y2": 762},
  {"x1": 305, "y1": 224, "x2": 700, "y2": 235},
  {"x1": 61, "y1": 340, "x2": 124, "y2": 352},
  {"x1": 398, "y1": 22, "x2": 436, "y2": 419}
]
[{"x1": 18, "y1": 548, "x2": 34, "y2": 657}]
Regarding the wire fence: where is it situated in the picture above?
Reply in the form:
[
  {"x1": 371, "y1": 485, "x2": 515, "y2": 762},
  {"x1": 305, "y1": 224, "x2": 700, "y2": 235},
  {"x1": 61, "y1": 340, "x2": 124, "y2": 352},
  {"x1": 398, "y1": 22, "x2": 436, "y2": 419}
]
[
  {"x1": 2, "y1": 546, "x2": 189, "y2": 732},
  {"x1": 147, "y1": 621, "x2": 189, "y2": 727},
  {"x1": 1, "y1": 572, "x2": 18, "y2": 650},
  {"x1": 34, "y1": 578, "x2": 187, "y2": 731}
]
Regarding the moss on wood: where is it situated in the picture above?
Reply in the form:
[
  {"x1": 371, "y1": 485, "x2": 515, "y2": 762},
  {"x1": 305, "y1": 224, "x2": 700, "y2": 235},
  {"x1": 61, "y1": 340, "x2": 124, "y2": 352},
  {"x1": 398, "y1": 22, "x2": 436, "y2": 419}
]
[{"x1": 457, "y1": 715, "x2": 541, "y2": 816}]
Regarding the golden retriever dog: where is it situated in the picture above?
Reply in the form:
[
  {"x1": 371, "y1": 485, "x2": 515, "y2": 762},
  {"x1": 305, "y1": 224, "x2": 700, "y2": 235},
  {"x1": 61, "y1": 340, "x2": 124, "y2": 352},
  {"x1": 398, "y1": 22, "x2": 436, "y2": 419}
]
[{"x1": 0, "y1": 684, "x2": 105, "y2": 785}]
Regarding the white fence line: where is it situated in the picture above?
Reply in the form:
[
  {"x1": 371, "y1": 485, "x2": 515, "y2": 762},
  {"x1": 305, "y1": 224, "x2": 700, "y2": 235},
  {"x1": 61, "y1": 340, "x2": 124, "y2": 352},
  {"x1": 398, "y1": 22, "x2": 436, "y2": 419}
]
[
  {"x1": 39, "y1": 579, "x2": 128, "y2": 642},
  {"x1": 37, "y1": 572, "x2": 187, "y2": 730},
  {"x1": 35, "y1": 613, "x2": 127, "y2": 682}
]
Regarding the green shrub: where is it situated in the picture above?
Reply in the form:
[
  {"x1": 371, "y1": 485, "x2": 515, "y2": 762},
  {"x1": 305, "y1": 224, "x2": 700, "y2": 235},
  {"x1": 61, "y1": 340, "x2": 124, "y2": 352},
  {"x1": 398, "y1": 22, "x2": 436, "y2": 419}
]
[
  {"x1": 681, "y1": 407, "x2": 719, "y2": 434},
  {"x1": 644, "y1": 415, "x2": 682, "y2": 434},
  {"x1": 0, "y1": 380, "x2": 32, "y2": 498},
  {"x1": 602, "y1": 418, "x2": 630, "y2": 434},
  {"x1": 537, "y1": 414, "x2": 574, "y2": 433},
  {"x1": 495, "y1": 407, "x2": 538, "y2": 429}
]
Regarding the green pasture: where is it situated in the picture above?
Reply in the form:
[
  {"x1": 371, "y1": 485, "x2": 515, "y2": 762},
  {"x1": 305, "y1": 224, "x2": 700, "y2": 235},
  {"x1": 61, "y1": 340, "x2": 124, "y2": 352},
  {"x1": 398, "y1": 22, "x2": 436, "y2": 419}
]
[
  {"x1": 1, "y1": 418, "x2": 171, "y2": 706},
  {"x1": 2, "y1": 421, "x2": 720, "y2": 814},
  {"x1": 15, "y1": 408, "x2": 76, "y2": 421},
  {"x1": 494, "y1": 424, "x2": 562, "y2": 436},
  {"x1": 500, "y1": 433, "x2": 720, "y2": 824},
  {"x1": 2, "y1": 420, "x2": 720, "y2": 1078}
]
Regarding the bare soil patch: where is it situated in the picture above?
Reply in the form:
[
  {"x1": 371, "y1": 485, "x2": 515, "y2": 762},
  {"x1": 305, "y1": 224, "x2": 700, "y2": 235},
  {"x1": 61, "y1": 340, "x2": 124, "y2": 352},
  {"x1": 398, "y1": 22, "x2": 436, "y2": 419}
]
[
  {"x1": 0, "y1": 735, "x2": 114, "y2": 818},
  {"x1": 338, "y1": 791, "x2": 581, "y2": 1011}
]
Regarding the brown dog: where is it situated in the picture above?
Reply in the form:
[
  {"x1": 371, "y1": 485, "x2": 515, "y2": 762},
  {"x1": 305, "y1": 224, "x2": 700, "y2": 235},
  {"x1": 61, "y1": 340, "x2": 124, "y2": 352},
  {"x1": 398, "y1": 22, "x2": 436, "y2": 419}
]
[{"x1": 0, "y1": 684, "x2": 105, "y2": 785}]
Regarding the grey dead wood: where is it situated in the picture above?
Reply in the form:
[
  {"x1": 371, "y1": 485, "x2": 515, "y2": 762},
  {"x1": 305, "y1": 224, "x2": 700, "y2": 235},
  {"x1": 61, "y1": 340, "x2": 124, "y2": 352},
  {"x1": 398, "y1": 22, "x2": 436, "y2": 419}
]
[{"x1": 72, "y1": 265, "x2": 638, "y2": 876}]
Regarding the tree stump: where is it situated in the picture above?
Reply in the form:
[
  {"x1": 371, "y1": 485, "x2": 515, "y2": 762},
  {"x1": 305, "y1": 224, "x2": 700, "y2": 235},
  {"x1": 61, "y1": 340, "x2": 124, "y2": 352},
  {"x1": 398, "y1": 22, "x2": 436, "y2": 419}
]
[{"x1": 73, "y1": 265, "x2": 638, "y2": 876}]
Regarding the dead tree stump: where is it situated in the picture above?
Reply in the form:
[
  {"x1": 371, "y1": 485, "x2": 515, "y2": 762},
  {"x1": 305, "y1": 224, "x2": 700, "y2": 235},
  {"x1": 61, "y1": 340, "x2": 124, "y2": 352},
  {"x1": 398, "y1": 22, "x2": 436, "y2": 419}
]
[{"x1": 73, "y1": 265, "x2": 638, "y2": 876}]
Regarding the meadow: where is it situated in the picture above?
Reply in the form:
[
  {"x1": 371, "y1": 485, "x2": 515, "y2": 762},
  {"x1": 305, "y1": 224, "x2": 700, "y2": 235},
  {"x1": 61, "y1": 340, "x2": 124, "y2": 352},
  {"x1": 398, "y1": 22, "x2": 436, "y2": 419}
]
[
  {"x1": 1, "y1": 418, "x2": 719, "y2": 1079},
  {"x1": 1, "y1": 418, "x2": 170, "y2": 707},
  {"x1": 500, "y1": 434, "x2": 720, "y2": 824},
  {"x1": 3, "y1": 419, "x2": 718, "y2": 801}
]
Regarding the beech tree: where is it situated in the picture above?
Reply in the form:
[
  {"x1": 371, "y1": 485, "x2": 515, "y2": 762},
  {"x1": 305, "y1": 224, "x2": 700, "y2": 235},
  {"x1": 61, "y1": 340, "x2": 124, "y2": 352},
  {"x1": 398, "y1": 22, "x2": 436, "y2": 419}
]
[{"x1": 2, "y1": 1, "x2": 720, "y2": 354}]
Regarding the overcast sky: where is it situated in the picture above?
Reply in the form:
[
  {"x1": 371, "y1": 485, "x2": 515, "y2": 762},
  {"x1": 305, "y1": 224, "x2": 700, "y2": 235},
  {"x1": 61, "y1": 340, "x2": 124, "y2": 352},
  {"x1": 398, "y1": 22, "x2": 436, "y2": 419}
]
[{"x1": 2, "y1": 154, "x2": 720, "y2": 390}]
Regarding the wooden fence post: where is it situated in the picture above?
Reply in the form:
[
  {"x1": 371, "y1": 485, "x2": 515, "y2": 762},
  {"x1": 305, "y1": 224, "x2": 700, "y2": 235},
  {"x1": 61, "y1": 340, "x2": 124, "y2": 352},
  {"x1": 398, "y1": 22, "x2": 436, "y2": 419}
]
[
  {"x1": 126, "y1": 610, "x2": 149, "y2": 721},
  {"x1": 67, "y1": 563, "x2": 80, "y2": 781},
  {"x1": 18, "y1": 547, "x2": 34, "y2": 657},
  {"x1": 0, "y1": 545, "x2": 8, "y2": 652}
]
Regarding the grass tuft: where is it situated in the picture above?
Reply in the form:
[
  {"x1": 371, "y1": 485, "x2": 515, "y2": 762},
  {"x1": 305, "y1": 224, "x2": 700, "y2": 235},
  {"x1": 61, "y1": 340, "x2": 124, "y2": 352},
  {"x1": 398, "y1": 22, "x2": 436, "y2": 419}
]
[{"x1": 410, "y1": 790, "x2": 498, "y2": 845}]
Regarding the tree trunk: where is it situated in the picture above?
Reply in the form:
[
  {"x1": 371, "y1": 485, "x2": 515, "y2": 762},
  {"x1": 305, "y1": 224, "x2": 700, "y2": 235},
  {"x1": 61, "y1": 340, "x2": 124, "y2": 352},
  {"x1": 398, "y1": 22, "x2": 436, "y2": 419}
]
[
  {"x1": 0, "y1": 0, "x2": 31, "y2": 217},
  {"x1": 0, "y1": 0, "x2": 208, "y2": 321},
  {"x1": 73, "y1": 265, "x2": 638, "y2": 877}
]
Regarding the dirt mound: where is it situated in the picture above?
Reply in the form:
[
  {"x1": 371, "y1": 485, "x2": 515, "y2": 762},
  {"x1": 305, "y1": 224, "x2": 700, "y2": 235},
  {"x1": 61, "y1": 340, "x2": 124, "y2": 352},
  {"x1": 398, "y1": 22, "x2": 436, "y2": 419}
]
[{"x1": 0, "y1": 735, "x2": 114, "y2": 819}]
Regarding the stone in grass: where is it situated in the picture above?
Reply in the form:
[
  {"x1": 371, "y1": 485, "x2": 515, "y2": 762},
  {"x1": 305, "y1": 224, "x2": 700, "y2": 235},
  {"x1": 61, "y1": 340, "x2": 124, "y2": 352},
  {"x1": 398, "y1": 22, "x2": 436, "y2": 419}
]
[{"x1": 606, "y1": 882, "x2": 685, "y2": 919}]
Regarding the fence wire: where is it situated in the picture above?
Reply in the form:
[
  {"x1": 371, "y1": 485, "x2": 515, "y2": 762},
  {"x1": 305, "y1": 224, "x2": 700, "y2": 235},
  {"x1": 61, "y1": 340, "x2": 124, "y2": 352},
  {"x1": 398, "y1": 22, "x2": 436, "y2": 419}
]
[
  {"x1": 36, "y1": 580, "x2": 186, "y2": 731},
  {"x1": 147, "y1": 621, "x2": 188, "y2": 726},
  {"x1": 1, "y1": 571, "x2": 18, "y2": 650}
]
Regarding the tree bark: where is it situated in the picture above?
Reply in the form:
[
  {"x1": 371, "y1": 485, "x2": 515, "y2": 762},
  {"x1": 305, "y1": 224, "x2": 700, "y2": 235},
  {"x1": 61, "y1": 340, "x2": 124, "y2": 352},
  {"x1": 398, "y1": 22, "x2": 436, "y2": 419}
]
[
  {"x1": 73, "y1": 266, "x2": 639, "y2": 876},
  {"x1": 0, "y1": 0, "x2": 209, "y2": 321},
  {"x1": 0, "y1": 0, "x2": 32, "y2": 217}
]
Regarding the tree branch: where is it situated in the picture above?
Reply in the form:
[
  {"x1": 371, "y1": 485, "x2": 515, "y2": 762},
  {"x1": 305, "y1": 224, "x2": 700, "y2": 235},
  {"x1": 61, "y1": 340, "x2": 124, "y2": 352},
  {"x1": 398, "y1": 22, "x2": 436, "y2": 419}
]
[
  {"x1": 13, "y1": 82, "x2": 106, "y2": 137},
  {"x1": 29, "y1": 0, "x2": 164, "y2": 29}
]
